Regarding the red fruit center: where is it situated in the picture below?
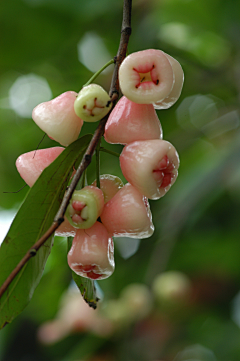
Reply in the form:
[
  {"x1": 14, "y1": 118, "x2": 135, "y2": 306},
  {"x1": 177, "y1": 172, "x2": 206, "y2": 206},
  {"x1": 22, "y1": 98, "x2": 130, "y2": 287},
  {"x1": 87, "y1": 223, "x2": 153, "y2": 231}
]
[
  {"x1": 133, "y1": 64, "x2": 159, "y2": 89},
  {"x1": 153, "y1": 155, "x2": 175, "y2": 189},
  {"x1": 74, "y1": 264, "x2": 103, "y2": 280},
  {"x1": 83, "y1": 97, "x2": 104, "y2": 117},
  {"x1": 71, "y1": 201, "x2": 87, "y2": 224},
  {"x1": 72, "y1": 214, "x2": 84, "y2": 224},
  {"x1": 72, "y1": 201, "x2": 85, "y2": 212}
]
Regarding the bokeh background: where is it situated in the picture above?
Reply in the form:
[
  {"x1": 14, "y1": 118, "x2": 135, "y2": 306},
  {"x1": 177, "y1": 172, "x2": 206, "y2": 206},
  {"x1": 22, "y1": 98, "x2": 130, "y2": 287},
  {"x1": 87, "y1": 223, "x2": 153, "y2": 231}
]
[{"x1": 1, "y1": 0, "x2": 240, "y2": 360}]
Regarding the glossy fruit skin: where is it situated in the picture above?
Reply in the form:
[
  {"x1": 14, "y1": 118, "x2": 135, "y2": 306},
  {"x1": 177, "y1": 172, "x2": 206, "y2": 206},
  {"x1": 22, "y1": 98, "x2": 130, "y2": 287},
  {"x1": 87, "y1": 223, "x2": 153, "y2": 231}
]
[
  {"x1": 91, "y1": 174, "x2": 124, "y2": 203},
  {"x1": 119, "y1": 49, "x2": 174, "y2": 104},
  {"x1": 153, "y1": 53, "x2": 184, "y2": 109},
  {"x1": 55, "y1": 217, "x2": 77, "y2": 237},
  {"x1": 16, "y1": 147, "x2": 65, "y2": 187},
  {"x1": 104, "y1": 96, "x2": 163, "y2": 144},
  {"x1": 32, "y1": 91, "x2": 83, "y2": 146},
  {"x1": 66, "y1": 186, "x2": 104, "y2": 230},
  {"x1": 120, "y1": 139, "x2": 179, "y2": 200},
  {"x1": 74, "y1": 84, "x2": 112, "y2": 122},
  {"x1": 67, "y1": 221, "x2": 115, "y2": 280},
  {"x1": 101, "y1": 183, "x2": 154, "y2": 239}
]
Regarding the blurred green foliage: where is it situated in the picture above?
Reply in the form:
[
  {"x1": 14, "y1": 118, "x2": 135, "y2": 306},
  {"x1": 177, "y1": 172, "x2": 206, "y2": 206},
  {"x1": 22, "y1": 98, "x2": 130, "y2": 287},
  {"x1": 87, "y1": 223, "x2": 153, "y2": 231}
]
[{"x1": 0, "y1": 0, "x2": 240, "y2": 360}]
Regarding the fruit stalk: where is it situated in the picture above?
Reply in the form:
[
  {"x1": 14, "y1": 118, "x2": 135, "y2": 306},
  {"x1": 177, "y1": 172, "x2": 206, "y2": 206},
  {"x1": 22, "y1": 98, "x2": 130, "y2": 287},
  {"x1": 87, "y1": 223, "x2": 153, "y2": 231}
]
[{"x1": 0, "y1": 0, "x2": 132, "y2": 301}]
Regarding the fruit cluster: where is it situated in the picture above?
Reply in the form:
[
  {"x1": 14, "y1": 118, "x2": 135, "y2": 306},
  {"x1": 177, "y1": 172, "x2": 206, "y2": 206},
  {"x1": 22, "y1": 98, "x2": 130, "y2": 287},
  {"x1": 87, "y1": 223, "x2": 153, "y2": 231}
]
[{"x1": 16, "y1": 49, "x2": 183, "y2": 281}]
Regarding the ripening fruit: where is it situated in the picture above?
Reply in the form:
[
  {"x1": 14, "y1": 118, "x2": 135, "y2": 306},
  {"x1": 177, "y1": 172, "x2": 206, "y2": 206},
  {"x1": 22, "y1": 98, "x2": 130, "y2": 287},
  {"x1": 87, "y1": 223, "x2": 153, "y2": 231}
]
[
  {"x1": 153, "y1": 53, "x2": 184, "y2": 109},
  {"x1": 104, "y1": 96, "x2": 163, "y2": 144},
  {"x1": 55, "y1": 217, "x2": 77, "y2": 238},
  {"x1": 66, "y1": 186, "x2": 104, "y2": 229},
  {"x1": 120, "y1": 283, "x2": 153, "y2": 321},
  {"x1": 91, "y1": 174, "x2": 124, "y2": 203},
  {"x1": 16, "y1": 147, "x2": 77, "y2": 237},
  {"x1": 120, "y1": 140, "x2": 179, "y2": 200},
  {"x1": 119, "y1": 49, "x2": 174, "y2": 104},
  {"x1": 152, "y1": 271, "x2": 191, "y2": 303},
  {"x1": 16, "y1": 147, "x2": 64, "y2": 187},
  {"x1": 74, "y1": 84, "x2": 112, "y2": 122},
  {"x1": 103, "y1": 283, "x2": 152, "y2": 327},
  {"x1": 67, "y1": 221, "x2": 115, "y2": 280},
  {"x1": 32, "y1": 91, "x2": 83, "y2": 146},
  {"x1": 101, "y1": 183, "x2": 154, "y2": 239}
]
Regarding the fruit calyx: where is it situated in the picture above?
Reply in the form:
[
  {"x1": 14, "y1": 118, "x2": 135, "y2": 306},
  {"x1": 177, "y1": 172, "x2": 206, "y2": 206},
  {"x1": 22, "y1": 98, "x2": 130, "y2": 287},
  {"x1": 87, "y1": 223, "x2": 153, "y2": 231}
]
[
  {"x1": 66, "y1": 186, "x2": 104, "y2": 229},
  {"x1": 119, "y1": 49, "x2": 174, "y2": 104},
  {"x1": 74, "y1": 84, "x2": 112, "y2": 123},
  {"x1": 120, "y1": 139, "x2": 179, "y2": 200},
  {"x1": 152, "y1": 155, "x2": 176, "y2": 189}
]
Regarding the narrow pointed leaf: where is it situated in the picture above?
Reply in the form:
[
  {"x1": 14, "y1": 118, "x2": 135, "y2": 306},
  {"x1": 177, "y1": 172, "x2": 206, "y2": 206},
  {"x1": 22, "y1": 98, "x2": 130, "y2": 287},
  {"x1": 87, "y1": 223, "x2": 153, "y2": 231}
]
[{"x1": 0, "y1": 134, "x2": 91, "y2": 328}]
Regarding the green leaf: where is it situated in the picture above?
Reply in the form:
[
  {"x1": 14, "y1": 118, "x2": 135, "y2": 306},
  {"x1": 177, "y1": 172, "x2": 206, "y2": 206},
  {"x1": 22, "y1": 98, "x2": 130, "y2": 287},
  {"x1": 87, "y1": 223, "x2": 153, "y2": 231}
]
[
  {"x1": 67, "y1": 237, "x2": 99, "y2": 309},
  {"x1": 0, "y1": 134, "x2": 92, "y2": 329}
]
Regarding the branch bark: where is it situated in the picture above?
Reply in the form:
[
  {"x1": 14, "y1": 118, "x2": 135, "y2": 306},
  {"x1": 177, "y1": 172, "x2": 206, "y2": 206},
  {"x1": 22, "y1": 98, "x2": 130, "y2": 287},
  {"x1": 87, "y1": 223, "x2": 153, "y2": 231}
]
[{"x1": 0, "y1": 0, "x2": 132, "y2": 300}]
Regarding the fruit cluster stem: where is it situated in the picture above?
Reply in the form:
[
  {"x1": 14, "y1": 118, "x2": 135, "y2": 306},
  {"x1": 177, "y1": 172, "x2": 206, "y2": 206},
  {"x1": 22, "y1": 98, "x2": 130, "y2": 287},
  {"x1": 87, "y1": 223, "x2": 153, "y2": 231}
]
[
  {"x1": 83, "y1": 59, "x2": 115, "y2": 88},
  {"x1": 0, "y1": 0, "x2": 132, "y2": 300},
  {"x1": 96, "y1": 141, "x2": 101, "y2": 189}
]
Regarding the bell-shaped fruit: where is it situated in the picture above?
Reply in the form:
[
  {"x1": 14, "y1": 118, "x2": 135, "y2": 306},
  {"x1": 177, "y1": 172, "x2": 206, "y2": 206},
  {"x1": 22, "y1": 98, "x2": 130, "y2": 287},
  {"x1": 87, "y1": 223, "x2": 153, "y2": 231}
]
[
  {"x1": 67, "y1": 221, "x2": 115, "y2": 280},
  {"x1": 104, "y1": 96, "x2": 163, "y2": 144},
  {"x1": 16, "y1": 147, "x2": 64, "y2": 187},
  {"x1": 74, "y1": 84, "x2": 112, "y2": 122},
  {"x1": 91, "y1": 174, "x2": 124, "y2": 203},
  {"x1": 32, "y1": 91, "x2": 83, "y2": 146},
  {"x1": 120, "y1": 140, "x2": 179, "y2": 200},
  {"x1": 66, "y1": 186, "x2": 104, "y2": 229},
  {"x1": 119, "y1": 49, "x2": 174, "y2": 104},
  {"x1": 55, "y1": 217, "x2": 77, "y2": 237},
  {"x1": 153, "y1": 53, "x2": 184, "y2": 109},
  {"x1": 101, "y1": 183, "x2": 154, "y2": 239}
]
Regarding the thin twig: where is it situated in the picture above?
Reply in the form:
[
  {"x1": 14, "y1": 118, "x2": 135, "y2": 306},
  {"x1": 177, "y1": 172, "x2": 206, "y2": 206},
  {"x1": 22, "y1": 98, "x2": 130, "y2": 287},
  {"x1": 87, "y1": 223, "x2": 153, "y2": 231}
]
[
  {"x1": 0, "y1": 0, "x2": 132, "y2": 300},
  {"x1": 100, "y1": 147, "x2": 120, "y2": 158},
  {"x1": 96, "y1": 141, "x2": 101, "y2": 189},
  {"x1": 0, "y1": 222, "x2": 61, "y2": 298}
]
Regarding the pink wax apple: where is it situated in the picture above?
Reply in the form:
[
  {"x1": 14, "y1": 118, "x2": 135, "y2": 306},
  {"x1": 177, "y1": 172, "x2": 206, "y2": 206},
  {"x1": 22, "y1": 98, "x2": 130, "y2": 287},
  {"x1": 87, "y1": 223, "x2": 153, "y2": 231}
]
[
  {"x1": 100, "y1": 183, "x2": 154, "y2": 239},
  {"x1": 32, "y1": 91, "x2": 83, "y2": 146},
  {"x1": 104, "y1": 96, "x2": 163, "y2": 144},
  {"x1": 153, "y1": 53, "x2": 184, "y2": 109},
  {"x1": 91, "y1": 174, "x2": 124, "y2": 203},
  {"x1": 16, "y1": 147, "x2": 64, "y2": 187},
  {"x1": 16, "y1": 146, "x2": 77, "y2": 236},
  {"x1": 55, "y1": 217, "x2": 77, "y2": 237},
  {"x1": 120, "y1": 140, "x2": 179, "y2": 200},
  {"x1": 119, "y1": 49, "x2": 174, "y2": 104},
  {"x1": 67, "y1": 221, "x2": 115, "y2": 280}
]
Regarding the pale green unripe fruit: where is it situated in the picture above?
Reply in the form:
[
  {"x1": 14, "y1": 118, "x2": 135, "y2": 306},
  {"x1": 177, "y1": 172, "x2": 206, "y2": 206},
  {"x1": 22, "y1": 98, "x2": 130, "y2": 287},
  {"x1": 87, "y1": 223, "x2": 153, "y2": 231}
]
[
  {"x1": 74, "y1": 84, "x2": 112, "y2": 122},
  {"x1": 66, "y1": 186, "x2": 104, "y2": 229},
  {"x1": 152, "y1": 271, "x2": 191, "y2": 304},
  {"x1": 120, "y1": 283, "x2": 152, "y2": 321}
]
